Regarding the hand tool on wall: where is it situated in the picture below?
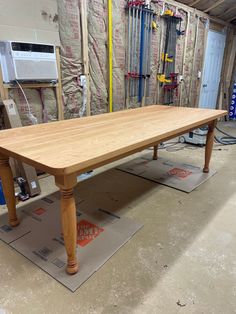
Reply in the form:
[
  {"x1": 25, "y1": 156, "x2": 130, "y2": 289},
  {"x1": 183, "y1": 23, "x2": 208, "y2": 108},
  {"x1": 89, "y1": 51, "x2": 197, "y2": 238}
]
[
  {"x1": 138, "y1": 6, "x2": 155, "y2": 104},
  {"x1": 125, "y1": 1, "x2": 155, "y2": 107},
  {"x1": 157, "y1": 8, "x2": 182, "y2": 105},
  {"x1": 142, "y1": 10, "x2": 154, "y2": 106}
]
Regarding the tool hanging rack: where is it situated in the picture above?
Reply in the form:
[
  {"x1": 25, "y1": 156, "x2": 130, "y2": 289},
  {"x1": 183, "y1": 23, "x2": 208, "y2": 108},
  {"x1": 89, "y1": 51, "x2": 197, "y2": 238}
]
[
  {"x1": 157, "y1": 8, "x2": 183, "y2": 105},
  {"x1": 125, "y1": 0, "x2": 155, "y2": 107}
]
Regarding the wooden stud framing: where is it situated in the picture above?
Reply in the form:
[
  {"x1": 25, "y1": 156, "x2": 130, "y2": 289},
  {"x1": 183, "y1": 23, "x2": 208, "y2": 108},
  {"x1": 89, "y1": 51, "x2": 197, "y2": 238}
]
[
  {"x1": 4, "y1": 83, "x2": 58, "y2": 89},
  {"x1": 179, "y1": 11, "x2": 190, "y2": 106},
  {"x1": 227, "y1": 15, "x2": 236, "y2": 23},
  {"x1": 55, "y1": 47, "x2": 64, "y2": 121},
  {"x1": 0, "y1": 63, "x2": 8, "y2": 100},
  {"x1": 165, "y1": 0, "x2": 231, "y2": 26},
  {"x1": 189, "y1": 0, "x2": 201, "y2": 7},
  {"x1": 195, "y1": 18, "x2": 210, "y2": 108},
  {"x1": 220, "y1": 29, "x2": 236, "y2": 110},
  {"x1": 189, "y1": 16, "x2": 199, "y2": 106},
  {"x1": 226, "y1": 35, "x2": 236, "y2": 84},
  {"x1": 80, "y1": 0, "x2": 91, "y2": 116},
  {"x1": 220, "y1": 4, "x2": 236, "y2": 18}
]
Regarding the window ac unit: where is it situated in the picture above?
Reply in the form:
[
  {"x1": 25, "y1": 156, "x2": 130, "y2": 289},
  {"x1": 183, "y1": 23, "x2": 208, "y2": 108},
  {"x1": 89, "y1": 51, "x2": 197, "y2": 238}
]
[{"x1": 0, "y1": 41, "x2": 58, "y2": 83}]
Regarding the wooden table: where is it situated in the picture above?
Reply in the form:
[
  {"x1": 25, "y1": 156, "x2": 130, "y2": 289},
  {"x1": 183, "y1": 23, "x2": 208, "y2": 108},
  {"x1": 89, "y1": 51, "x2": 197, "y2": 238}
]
[{"x1": 0, "y1": 105, "x2": 227, "y2": 274}]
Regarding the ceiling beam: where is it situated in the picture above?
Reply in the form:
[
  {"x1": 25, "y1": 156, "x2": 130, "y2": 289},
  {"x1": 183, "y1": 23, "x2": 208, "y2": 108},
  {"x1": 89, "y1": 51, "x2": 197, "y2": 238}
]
[
  {"x1": 165, "y1": 0, "x2": 232, "y2": 27},
  {"x1": 227, "y1": 15, "x2": 236, "y2": 23},
  {"x1": 204, "y1": 0, "x2": 225, "y2": 13},
  {"x1": 189, "y1": 0, "x2": 201, "y2": 7},
  {"x1": 220, "y1": 4, "x2": 236, "y2": 18}
]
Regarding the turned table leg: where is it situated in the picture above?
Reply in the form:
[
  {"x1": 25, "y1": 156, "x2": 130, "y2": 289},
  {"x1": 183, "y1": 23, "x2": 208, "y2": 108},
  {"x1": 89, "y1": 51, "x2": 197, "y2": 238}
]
[
  {"x1": 0, "y1": 154, "x2": 19, "y2": 227},
  {"x1": 203, "y1": 120, "x2": 217, "y2": 173},
  {"x1": 55, "y1": 175, "x2": 78, "y2": 275},
  {"x1": 153, "y1": 145, "x2": 158, "y2": 160}
]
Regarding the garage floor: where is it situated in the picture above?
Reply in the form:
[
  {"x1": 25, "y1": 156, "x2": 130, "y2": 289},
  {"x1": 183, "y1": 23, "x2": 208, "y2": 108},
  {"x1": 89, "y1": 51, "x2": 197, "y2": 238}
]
[{"x1": 0, "y1": 122, "x2": 236, "y2": 314}]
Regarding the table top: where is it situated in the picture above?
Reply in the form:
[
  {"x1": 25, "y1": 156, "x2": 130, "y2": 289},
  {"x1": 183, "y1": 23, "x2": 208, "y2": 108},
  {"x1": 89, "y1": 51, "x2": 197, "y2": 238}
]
[{"x1": 0, "y1": 105, "x2": 227, "y2": 175}]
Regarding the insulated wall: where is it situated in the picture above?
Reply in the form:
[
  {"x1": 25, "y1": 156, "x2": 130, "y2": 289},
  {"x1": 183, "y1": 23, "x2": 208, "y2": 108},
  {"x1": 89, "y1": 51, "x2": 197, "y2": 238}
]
[
  {"x1": 58, "y1": 0, "x2": 208, "y2": 117},
  {"x1": 0, "y1": 0, "x2": 231, "y2": 128}
]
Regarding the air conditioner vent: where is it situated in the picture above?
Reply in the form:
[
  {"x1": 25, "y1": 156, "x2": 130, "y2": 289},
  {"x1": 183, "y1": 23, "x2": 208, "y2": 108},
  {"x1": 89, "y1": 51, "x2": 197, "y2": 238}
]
[
  {"x1": 14, "y1": 59, "x2": 57, "y2": 80},
  {"x1": 0, "y1": 41, "x2": 58, "y2": 82}
]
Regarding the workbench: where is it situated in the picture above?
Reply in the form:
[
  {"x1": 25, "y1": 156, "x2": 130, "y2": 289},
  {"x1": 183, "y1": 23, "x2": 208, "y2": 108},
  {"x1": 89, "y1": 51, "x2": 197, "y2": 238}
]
[{"x1": 0, "y1": 105, "x2": 227, "y2": 274}]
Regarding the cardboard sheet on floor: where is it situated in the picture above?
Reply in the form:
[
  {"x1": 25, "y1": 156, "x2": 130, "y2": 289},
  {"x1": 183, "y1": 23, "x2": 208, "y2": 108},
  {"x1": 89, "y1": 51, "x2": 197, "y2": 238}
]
[
  {"x1": 117, "y1": 155, "x2": 216, "y2": 193},
  {"x1": 0, "y1": 193, "x2": 142, "y2": 292}
]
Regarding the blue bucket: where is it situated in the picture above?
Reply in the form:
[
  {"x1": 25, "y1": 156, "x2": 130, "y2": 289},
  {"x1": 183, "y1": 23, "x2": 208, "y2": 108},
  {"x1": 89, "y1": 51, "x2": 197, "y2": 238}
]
[{"x1": 0, "y1": 179, "x2": 6, "y2": 205}]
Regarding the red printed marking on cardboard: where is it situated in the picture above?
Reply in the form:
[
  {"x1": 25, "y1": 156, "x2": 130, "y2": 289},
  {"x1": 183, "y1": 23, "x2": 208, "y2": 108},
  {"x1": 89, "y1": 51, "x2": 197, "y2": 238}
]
[
  {"x1": 33, "y1": 208, "x2": 46, "y2": 216},
  {"x1": 168, "y1": 168, "x2": 192, "y2": 179},
  {"x1": 77, "y1": 220, "x2": 104, "y2": 247}
]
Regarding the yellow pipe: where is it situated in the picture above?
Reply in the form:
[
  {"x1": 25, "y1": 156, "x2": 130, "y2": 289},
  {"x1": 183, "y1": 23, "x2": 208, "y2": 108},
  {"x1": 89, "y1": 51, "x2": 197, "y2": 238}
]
[{"x1": 108, "y1": 0, "x2": 113, "y2": 112}]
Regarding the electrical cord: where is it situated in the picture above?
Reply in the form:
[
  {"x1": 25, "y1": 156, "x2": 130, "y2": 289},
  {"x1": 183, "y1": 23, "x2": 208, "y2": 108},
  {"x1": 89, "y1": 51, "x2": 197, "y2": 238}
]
[
  {"x1": 15, "y1": 80, "x2": 38, "y2": 125},
  {"x1": 214, "y1": 125, "x2": 236, "y2": 145}
]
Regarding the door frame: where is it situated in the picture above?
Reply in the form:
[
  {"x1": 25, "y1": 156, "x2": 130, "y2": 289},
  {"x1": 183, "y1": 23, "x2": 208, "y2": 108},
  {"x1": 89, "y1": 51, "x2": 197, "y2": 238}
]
[{"x1": 197, "y1": 28, "x2": 226, "y2": 109}]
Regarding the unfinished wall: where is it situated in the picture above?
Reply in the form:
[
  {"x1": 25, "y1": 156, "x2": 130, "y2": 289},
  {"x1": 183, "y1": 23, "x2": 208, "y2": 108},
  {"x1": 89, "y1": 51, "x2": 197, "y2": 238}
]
[
  {"x1": 0, "y1": 0, "x2": 59, "y2": 45},
  {"x1": 57, "y1": 0, "x2": 214, "y2": 118},
  {"x1": 0, "y1": 0, "x2": 59, "y2": 128},
  {"x1": 1, "y1": 0, "x2": 234, "y2": 127}
]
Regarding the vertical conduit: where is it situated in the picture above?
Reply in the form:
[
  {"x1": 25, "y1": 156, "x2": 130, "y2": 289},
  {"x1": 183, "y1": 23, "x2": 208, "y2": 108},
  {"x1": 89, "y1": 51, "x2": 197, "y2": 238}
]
[{"x1": 138, "y1": 9, "x2": 145, "y2": 103}]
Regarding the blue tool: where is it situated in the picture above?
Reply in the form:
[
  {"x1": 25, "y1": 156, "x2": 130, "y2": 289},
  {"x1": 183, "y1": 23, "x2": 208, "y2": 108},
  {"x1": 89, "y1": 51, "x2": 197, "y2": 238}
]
[{"x1": 138, "y1": 9, "x2": 145, "y2": 102}]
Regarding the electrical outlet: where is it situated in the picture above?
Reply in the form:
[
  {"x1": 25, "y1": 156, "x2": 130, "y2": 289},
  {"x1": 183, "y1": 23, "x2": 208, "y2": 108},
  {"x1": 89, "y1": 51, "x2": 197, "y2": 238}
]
[
  {"x1": 179, "y1": 75, "x2": 184, "y2": 82},
  {"x1": 197, "y1": 71, "x2": 201, "y2": 79},
  {"x1": 80, "y1": 75, "x2": 86, "y2": 87}
]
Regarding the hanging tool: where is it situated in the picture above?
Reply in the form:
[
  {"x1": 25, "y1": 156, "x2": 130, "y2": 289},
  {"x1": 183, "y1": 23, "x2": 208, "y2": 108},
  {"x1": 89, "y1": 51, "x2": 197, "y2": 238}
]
[
  {"x1": 125, "y1": 1, "x2": 154, "y2": 106},
  {"x1": 163, "y1": 9, "x2": 174, "y2": 16},
  {"x1": 138, "y1": 6, "x2": 154, "y2": 104},
  {"x1": 142, "y1": 11, "x2": 154, "y2": 106},
  {"x1": 138, "y1": 6, "x2": 145, "y2": 102},
  {"x1": 152, "y1": 20, "x2": 158, "y2": 30},
  {"x1": 161, "y1": 53, "x2": 173, "y2": 62},
  {"x1": 126, "y1": 0, "x2": 143, "y2": 105},
  {"x1": 157, "y1": 74, "x2": 171, "y2": 83},
  {"x1": 163, "y1": 72, "x2": 179, "y2": 104},
  {"x1": 158, "y1": 9, "x2": 182, "y2": 105},
  {"x1": 176, "y1": 19, "x2": 185, "y2": 36}
]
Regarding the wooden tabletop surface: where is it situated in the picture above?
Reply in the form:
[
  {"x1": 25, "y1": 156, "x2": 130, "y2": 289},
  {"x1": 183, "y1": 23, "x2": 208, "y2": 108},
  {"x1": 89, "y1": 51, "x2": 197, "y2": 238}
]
[{"x1": 0, "y1": 105, "x2": 227, "y2": 175}]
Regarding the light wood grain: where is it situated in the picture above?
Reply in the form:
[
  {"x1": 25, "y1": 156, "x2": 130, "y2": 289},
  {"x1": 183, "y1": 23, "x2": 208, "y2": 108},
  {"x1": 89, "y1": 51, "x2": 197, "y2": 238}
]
[
  {"x1": 59, "y1": 187, "x2": 78, "y2": 274},
  {"x1": 0, "y1": 105, "x2": 227, "y2": 275},
  {"x1": 0, "y1": 154, "x2": 19, "y2": 227},
  {"x1": 203, "y1": 120, "x2": 217, "y2": 173},
  {"x1": 55, "y1": 47, "x2": 64, "y2": 121},
  {"x1": 0, "y1": 105, "x2": 227, "y2": 175},
  {"x1": 54, "y1": 174, "x2": 79, "y2": 274},
  {"x1": 153, "y1": 145, "x2": 158, "y2": 160}
]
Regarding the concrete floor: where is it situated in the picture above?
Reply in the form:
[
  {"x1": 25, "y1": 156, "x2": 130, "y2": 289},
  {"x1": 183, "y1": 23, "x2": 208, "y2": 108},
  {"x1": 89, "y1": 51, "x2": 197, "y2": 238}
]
[{"x1": 0, "y1": 122, "x2": 236, "y2": 313}]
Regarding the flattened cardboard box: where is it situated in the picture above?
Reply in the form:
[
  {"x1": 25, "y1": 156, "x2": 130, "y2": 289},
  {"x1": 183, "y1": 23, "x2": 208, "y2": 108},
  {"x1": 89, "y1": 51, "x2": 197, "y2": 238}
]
[
  {"x1": 0, "y1": 193, "x2": 142, "y2": 292},
  {"x1": 117, "y1": 154, "x2": 216, "y2": 193}
]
